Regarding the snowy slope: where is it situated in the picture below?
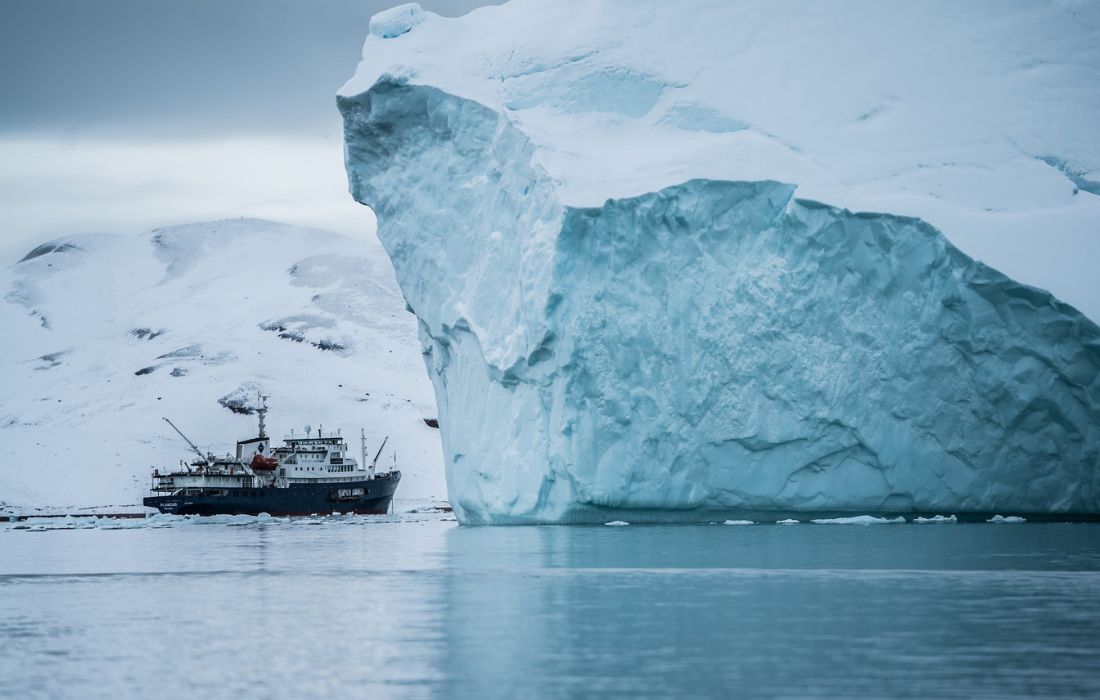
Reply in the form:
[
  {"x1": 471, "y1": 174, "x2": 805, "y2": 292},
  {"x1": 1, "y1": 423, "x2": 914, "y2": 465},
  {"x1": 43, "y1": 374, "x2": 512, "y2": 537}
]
[
  {"x1": 1, "y1": 219, "x2": 442, "y2": 513},
  {"x1": 338, "y1": 1, "x2": 1100, "y2": 523},
  {"x1": 341, "y1": 0, "x2": 1100, "y2": 320}
]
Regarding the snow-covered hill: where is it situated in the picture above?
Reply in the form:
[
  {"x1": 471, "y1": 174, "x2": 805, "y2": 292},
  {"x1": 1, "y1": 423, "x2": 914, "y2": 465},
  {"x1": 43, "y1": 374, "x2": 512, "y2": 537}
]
[{"x1": 1, "y1": 219, "x2": 442, "y2": 513}]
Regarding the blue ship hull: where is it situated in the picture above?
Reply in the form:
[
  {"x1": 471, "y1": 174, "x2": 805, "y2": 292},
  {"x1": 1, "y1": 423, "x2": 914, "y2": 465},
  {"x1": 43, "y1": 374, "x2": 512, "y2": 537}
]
[{"x1": 143, "y1": 472, "x2": 401, "y2": 516}]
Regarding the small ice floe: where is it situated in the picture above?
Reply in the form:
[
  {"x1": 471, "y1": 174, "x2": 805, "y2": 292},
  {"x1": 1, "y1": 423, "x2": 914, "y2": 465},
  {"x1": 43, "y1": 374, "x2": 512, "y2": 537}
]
[
  {"x1": 776, "y1": 519, "x2": 800, "y2": 525},
  {"x1": 188, "y1": 513, "x2": 270, "y2": 526},
  {"x1": 987, "y1": 515, "x2": 1027, "y2": 523},
  {"x1": 723, "y1": 520, "x2": 754, "y2": 525},
  {"x1": 145, "y1": 513, "x2": 188, "y2": 528},
  {"x1": 914, "y1": 515, "x2": 958, "y2": 524},
  {"x1": 811, "y1": 515, "x2": 906, "y2": 525},
  {"x1": 105, "y1": 516, "x2": 160, "y2": 530},
  {"x1": 604, "y1": 520, "x2": 630, "y2": 526},
  {"x1": 16, "y1": 515, "x2": 99, "y2": 531}
]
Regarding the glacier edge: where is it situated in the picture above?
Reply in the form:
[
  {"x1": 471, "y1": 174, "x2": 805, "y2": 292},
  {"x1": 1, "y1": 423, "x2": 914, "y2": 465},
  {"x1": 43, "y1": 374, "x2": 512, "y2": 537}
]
[{"x1": 340, "y1": 78, "x2": 1100, "y2": 524}]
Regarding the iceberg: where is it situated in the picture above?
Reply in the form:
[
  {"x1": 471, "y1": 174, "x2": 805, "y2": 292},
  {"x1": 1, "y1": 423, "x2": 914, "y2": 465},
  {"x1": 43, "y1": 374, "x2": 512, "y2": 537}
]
[{"x1": 338, "y1": 1, "x2": 1100, "y2": 524}]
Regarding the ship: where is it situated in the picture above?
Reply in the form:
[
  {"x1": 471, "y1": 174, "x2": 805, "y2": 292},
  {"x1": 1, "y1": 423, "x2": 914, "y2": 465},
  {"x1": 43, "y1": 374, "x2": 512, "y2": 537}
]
[{"x1": 143, "y1": 396, "x2": 401, "y2": 516}]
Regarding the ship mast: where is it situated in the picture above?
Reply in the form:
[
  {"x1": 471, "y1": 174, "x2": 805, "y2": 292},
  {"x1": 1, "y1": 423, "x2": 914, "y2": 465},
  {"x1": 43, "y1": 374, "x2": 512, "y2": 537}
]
[
  {"x1": 360, "y1": 429, "x2": 368, "y2": 476},
  {"x1": 256, "y1": 394, "x2": 269, "y2": 439}
]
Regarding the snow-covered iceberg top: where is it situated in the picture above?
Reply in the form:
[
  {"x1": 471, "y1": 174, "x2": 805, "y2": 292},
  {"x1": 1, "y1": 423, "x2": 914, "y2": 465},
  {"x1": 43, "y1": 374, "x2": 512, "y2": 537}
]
[
  {"x1": 341, "y1": 0, "x2": 1100, "y2": 319},
  {"x1": 339, "y1": 1, "x2": 1100, "y2": 524}
]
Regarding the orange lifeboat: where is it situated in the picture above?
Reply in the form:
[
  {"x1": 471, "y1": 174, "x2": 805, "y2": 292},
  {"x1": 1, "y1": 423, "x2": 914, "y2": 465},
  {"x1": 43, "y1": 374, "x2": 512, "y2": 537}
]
[{"x1": 250, "y1": 453, "x2": 278, "y2": 471}]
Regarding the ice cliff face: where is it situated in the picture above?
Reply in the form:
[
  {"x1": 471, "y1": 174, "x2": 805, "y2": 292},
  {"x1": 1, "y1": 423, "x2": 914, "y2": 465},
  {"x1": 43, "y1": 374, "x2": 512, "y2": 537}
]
[{"x1": 339, "y1": 1, "x2": 1100, "y2": 523}]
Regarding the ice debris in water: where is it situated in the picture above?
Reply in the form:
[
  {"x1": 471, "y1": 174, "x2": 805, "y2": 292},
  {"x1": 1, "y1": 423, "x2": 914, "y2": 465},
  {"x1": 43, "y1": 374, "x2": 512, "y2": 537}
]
[
  {"x1": 811, "y1": 515, "x2": 906, "y2": 525},
  {"x1": 987, "y1": 515, "x2": 1027, "y2": 523},
  {"x1": 604, "y1": 520, "x2": 630, "y2": 526},
  {"x1": 776, "y1": 519, "x2": 800, "y2": 525},
  {"x1": 914, "y1": 515, "x2": 958, "y2": 524},
  {"x1": 722, "y1": 520, "x2": 754, "y2": 526}
]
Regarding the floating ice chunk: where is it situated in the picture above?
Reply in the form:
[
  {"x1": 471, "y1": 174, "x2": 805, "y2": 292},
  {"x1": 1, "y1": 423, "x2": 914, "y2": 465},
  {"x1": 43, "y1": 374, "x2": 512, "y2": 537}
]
[
  {"x1": 369, "y1": 3, "x2": 425, "y2": 39},
  {"x1": 914, "y1": 515, "x2": 958, "y2": 524},
  {"x1": 146, "y1": 513, "x2": 187, "y2": 527},
  {"x1": 723, "y1": 520, "x2": 754, "y2": 525},
  {"x1": 189, "y1": 514, "x2": 267, "y2": 526},
  {"x1": 987, "y1": 515, "x2": 1027, "y2": 523},
  {"x1": 604, "y1": 520, "x2": 630, "y2": 526},
  {"x1": 776, "y1": 519, "x2": 800, "y2": 525},
  {"x1": 811, "y1": 515, "x2": 906, "y2": 525}
]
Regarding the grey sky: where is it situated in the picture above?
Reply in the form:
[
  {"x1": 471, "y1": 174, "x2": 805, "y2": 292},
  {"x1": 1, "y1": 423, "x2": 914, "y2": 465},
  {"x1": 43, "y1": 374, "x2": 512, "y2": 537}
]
[
  {"x1": 0, "y1": 0, "x2": 496, "y2": 139},
  {"x1": 0, "y1": 0, "x2": 499, "y2": 260}
]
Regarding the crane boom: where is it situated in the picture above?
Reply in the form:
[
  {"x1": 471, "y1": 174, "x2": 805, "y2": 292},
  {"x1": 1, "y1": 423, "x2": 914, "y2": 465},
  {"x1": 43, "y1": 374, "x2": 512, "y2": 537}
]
[
  {"x1": 163, "y1": 417, "x2": 210, "y2": 465},
  {"x1": 371, "y1": 436, "x2": 389, "y2": 469}
]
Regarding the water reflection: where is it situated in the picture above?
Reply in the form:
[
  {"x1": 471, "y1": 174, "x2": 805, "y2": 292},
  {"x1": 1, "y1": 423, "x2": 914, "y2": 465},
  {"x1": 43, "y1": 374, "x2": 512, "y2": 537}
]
[
  {"x1": 0, "y1": 518, "x2": 1098, "y2": 699},
  {"x1": 439, "y1": 524, "x2": 1100, "y2": 698}
]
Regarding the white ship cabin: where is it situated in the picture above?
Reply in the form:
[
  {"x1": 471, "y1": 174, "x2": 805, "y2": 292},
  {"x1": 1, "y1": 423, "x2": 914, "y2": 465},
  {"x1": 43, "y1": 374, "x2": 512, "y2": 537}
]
[{"x1": 274, "y1": 428, "x2": 371, "y2": 480}]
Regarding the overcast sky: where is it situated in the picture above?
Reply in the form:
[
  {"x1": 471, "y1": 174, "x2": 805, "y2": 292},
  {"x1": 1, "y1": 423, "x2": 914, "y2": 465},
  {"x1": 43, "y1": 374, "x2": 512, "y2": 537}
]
[{"x1": 0, "y1": 0, "x2": 498, "y2": 259}]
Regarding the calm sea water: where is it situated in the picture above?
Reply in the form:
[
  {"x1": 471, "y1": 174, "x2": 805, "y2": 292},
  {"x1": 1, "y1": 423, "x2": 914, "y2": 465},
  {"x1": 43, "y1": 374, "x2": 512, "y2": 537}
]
[{"x1": 1, "y1": 514, "x2": 1098, "y2": 699}]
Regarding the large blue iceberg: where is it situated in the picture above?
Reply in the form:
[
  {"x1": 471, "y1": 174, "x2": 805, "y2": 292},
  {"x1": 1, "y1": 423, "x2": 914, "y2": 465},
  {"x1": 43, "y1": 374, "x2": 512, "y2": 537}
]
[{"x1": 339, "y1": 4, "x2": 1100, "y2": 523}]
